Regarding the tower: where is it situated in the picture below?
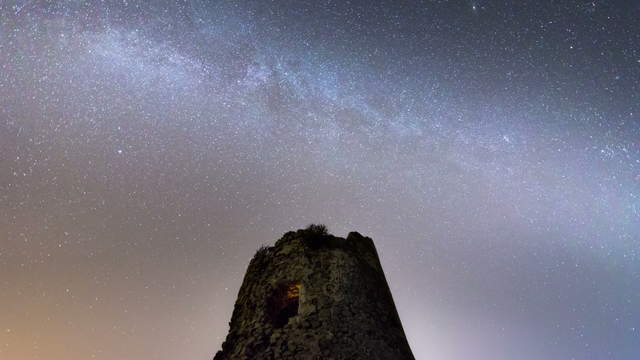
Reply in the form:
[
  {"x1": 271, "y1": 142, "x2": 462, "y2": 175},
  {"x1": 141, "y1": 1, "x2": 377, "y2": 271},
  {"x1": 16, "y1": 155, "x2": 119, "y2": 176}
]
[{"x1": 213, "y1": 226, "x2": 415, "y2": 360}]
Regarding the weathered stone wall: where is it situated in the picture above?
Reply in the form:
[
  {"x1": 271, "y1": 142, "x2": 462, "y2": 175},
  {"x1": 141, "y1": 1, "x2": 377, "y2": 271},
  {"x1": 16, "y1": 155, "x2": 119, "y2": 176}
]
[{"x1": 213, "y1": 229, "x2": 415, "y2": 360}]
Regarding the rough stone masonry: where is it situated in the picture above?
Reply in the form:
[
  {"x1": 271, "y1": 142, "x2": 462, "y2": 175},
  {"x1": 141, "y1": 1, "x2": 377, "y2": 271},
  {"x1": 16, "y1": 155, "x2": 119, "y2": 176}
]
[{"x1": 213, "y1": 226, "x2": 415, "y2": 360}]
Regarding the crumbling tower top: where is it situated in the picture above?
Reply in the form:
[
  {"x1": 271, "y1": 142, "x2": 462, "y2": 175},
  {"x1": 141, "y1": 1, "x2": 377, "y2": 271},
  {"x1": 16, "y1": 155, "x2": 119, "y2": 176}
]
[{"x1": 214, "y1": 225, "x2": 415, "y2": 360}]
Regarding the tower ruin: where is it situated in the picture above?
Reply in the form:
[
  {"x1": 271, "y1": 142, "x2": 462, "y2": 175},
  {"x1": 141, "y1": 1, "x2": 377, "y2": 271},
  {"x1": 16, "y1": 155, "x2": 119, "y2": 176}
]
[{"x1": 213, "y1": 226, "x2": 415, "y2": 360}]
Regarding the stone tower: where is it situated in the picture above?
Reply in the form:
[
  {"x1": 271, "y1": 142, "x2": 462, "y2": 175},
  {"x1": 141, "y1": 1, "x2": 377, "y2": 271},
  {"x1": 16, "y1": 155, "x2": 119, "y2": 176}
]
[{"x1": 213, "y1": 226, "x2": 415, "y2": 360}]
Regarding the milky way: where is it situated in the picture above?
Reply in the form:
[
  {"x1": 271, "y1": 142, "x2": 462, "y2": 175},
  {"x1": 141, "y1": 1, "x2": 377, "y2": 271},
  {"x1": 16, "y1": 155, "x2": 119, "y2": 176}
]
[{"x1": 1, "y1": 1, "x2": 639, "y2": 359}]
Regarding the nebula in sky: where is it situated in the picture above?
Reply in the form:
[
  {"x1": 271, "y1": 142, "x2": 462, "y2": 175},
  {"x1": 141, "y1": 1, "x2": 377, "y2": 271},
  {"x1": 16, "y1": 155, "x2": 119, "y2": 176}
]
[{"x1": 1, "y1": 1, "x2": 639, "y2": 359}]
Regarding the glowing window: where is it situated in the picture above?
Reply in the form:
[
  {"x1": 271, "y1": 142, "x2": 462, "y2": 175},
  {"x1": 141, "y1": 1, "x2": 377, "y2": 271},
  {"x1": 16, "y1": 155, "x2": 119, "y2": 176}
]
[{"x1": 267, "y1": 283, "x2": 301, "y2": 328}]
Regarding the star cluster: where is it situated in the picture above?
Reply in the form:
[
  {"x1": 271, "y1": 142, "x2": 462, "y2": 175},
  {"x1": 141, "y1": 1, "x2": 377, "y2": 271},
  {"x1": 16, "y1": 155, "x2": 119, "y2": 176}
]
[{"x1": 1, "y1": 1, "x2": 639, "y2": 359}]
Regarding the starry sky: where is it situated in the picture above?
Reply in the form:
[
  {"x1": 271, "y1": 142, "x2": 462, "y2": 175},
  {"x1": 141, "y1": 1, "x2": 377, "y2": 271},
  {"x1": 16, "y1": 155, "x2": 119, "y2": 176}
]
[{"x1": 1, "y1": 0, "x2": 639, "y2": 359}]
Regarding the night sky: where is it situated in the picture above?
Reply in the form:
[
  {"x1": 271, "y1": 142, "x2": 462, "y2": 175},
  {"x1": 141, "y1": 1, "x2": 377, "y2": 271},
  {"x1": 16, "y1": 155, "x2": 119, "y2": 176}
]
[{"x1": 1, "y1": 0, "x2": 639, "y2": 359}]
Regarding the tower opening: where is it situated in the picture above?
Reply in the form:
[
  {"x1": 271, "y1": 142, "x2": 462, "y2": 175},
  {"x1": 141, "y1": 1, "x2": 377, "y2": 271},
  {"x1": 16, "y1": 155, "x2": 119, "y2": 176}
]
[{"x1": 267, "y1": 283, "x2": 300, "y2": 328}]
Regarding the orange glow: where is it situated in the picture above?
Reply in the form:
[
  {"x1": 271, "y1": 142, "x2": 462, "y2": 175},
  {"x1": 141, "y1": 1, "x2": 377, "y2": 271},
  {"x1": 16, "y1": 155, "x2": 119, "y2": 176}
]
[{"x1": 286, "y1": 284, "x2": 301, "y2": 299}]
